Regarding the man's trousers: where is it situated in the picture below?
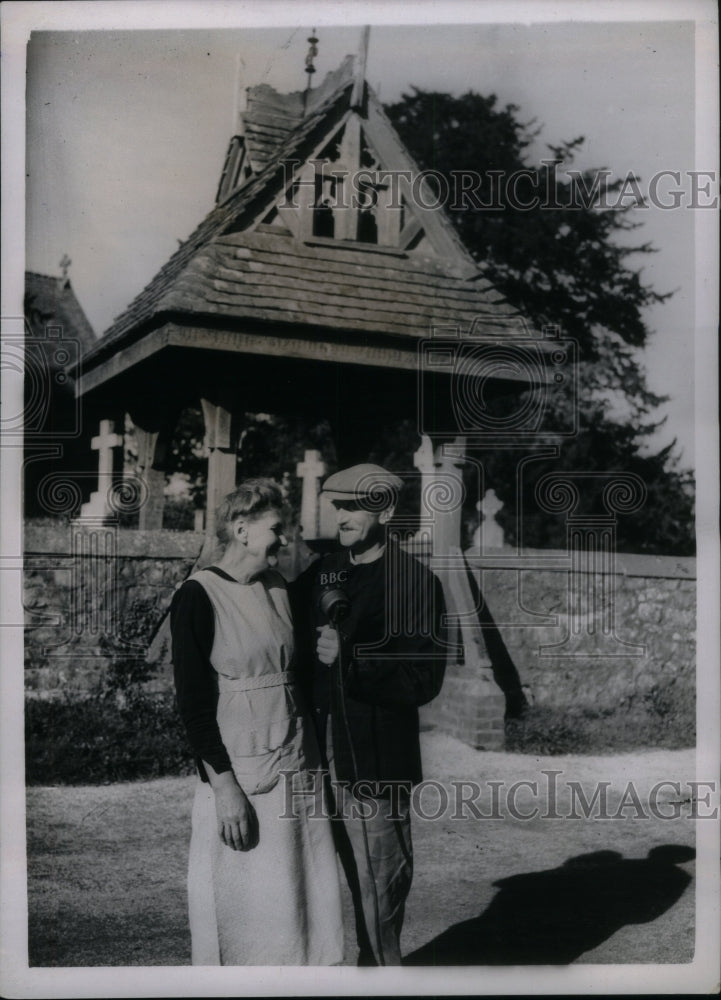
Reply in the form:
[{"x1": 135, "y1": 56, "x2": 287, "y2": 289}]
[{"x1": 326, "y1": 722, "x2": 413, "y2": 965}]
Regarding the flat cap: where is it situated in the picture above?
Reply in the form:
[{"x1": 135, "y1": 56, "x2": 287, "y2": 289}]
[{"x1": 321, "y1": 464, "x2": 403, "y2": 505}]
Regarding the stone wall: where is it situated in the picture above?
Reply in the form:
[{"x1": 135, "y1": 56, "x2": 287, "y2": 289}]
[
  {"x1": 24, "y1": 526, "x2": 695, "y2": 748},
  {"x1": 468, "y1": 550, "x2": 695, "y2": 713},
  {"x1": 416, "y1": 548, "x2": 695, "y2": 748},
  {"x1": 24, "y1": 523, "x2": 204, "y2": 696}
]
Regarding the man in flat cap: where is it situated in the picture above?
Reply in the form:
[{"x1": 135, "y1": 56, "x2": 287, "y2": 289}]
[{"x1": 290, "y1": 464, "x2": 447, "y2": 965}]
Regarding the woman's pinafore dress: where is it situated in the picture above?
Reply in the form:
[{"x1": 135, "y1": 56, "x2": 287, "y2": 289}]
[{"x1": 184, "y1": 567, "x2": 343, "y2": 966}]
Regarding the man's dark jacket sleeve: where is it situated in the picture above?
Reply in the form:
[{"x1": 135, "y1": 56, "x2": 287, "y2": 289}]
[
  {"x1": 343, "y1": 569, "x2": 446, "y2": 708},
  {"x1": 290, "y1": 548, "x2": 448, "y2": 788}
]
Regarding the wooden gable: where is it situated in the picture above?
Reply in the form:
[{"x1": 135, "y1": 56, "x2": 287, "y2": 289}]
[{"x1": 239, "y1": 83, "x2": 477, "y2": 269}]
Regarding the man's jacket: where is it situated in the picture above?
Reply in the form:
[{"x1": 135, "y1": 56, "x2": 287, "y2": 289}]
[{"x1": 290, "y1": 543, "x2": 447, "y2": 791}]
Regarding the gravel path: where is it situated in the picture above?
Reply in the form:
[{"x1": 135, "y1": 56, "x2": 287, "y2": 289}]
[{"x1": 26, "y1": 733, "x2": 698, "y2": 968}]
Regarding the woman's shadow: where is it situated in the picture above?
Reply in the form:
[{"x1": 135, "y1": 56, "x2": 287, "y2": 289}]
[{"x1": 404, "y1": 845, "x2": 695, "y2": 965}]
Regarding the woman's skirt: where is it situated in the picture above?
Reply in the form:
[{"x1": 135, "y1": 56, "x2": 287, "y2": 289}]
[{"x1": 187, "y1": 775, "x2": 344, "y2": 965}]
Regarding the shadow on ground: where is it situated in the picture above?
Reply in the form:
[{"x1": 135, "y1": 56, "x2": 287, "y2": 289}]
[{"x1": 404, "y1": 845, "x2": 695, "y2": 966}]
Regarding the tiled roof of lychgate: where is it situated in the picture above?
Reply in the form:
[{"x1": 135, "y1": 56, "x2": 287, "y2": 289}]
[
  {"x1": 152, "y1": 230, "x2": 522, "y2": 339},
  {"x1": 84, "y1": 55, "x2": 526, "y2": 373},
  {"x1": 25, "y1": 272, "x2": 96, "y2": 352}
]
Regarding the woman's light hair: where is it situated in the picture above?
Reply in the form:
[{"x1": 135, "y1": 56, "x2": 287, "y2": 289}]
[{"x1": 215, "y1": 478, "x2": 284, "y2": 546}]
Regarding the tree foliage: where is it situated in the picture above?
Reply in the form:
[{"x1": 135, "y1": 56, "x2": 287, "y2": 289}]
[{"x1": 383, "y1": 89, "x2": 694, "y2": 554}]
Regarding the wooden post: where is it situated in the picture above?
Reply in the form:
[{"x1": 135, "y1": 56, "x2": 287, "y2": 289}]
[
  {"x1": 296, "y1": 160, "x2": 318, "y2": 241},
  {"x1": 200, "y1": 399, "x2": 238, "y2": 547},
  {"x1": 335, "y1": 114, "x2": 362, "y2": 241},
  {"x1": 134, "y1": 427, "x2": 165, "y2": 531}
]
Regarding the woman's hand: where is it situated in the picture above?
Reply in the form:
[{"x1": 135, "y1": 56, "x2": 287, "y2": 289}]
[
  {"x1": 215, "y1": 780, "x2": 258, "y2": 851},
  {"x1": 204, "y1": 764, "x2": 259, "y2": 851},
  {"x1": 316, "y1": 624, "x2": 339, "y2": 666}
]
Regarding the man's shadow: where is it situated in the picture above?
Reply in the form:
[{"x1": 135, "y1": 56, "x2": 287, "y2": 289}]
[{"x1": 404, "y1": 845, "x2": 695, "y2": 965}]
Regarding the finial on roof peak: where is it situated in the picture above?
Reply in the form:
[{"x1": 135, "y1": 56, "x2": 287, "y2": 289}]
[
  {"x1": 59, "y1": 253, "x2": 72, "y2": 282},
  {"x1": 303, "y1": 29, "x2": 319, "y2": 114}
]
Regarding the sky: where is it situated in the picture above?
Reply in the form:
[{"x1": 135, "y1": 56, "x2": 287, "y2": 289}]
[{"x1": 17, "y1": 3, "x2": 719, "y2": 469}]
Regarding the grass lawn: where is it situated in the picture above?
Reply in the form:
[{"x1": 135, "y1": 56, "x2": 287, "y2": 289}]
[{"x1": 26, "y1": 734, "x2": 697, "y2": 968}]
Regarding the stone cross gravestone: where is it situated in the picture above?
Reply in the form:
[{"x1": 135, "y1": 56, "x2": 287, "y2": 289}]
[
  {"x1": 79, "y1": 419, "x2": 123, "y2": 521},
  {"x1": 296, "y1": 449, "x2": 327, "y2": 540}
]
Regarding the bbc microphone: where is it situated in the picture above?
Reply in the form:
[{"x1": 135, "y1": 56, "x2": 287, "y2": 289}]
[{"x1": 319, "y1": 587, "x2": 351, "y2": 625}]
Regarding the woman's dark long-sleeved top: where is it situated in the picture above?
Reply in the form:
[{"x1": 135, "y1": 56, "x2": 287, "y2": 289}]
[{"x1": 170, "y1": 571, "x2": 234, "y2": 782}]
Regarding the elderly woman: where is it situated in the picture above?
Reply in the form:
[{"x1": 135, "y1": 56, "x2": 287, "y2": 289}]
[{"x1": 170, "y1": 479, "x2": 343, "y2": 966}]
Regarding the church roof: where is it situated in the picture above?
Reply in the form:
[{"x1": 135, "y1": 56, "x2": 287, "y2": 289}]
[
  {"x1": 25, "y1": 272, "x2": 96, "y2": 353},
  {"x1": 82, "y1": 55, "x2": 526, "y2": 378}
]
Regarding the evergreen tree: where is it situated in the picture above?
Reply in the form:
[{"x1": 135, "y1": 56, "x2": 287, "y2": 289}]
[{"x1": 383, "y1": 89, "x2": 694, "y2": 554}]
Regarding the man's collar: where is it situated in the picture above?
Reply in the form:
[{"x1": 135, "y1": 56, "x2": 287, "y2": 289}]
[{"x1": 349, "y1": 543, "x2": 387, "y2": 566}]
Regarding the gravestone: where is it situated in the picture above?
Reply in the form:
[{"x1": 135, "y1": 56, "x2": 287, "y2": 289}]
[
  {"x1": 296, "y1": 449, "x2": 327, "y2": 540},
  {"x1": 472, "y1": 488, "x2": 506, "y2": 553},
  {"x1": 78, "y1": 419, "x2": 123, "y2": 521}
]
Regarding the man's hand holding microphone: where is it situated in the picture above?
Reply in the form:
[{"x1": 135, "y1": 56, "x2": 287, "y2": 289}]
[{"x1": 316, "y1": 625, "x2": 339, "y2": 666}]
